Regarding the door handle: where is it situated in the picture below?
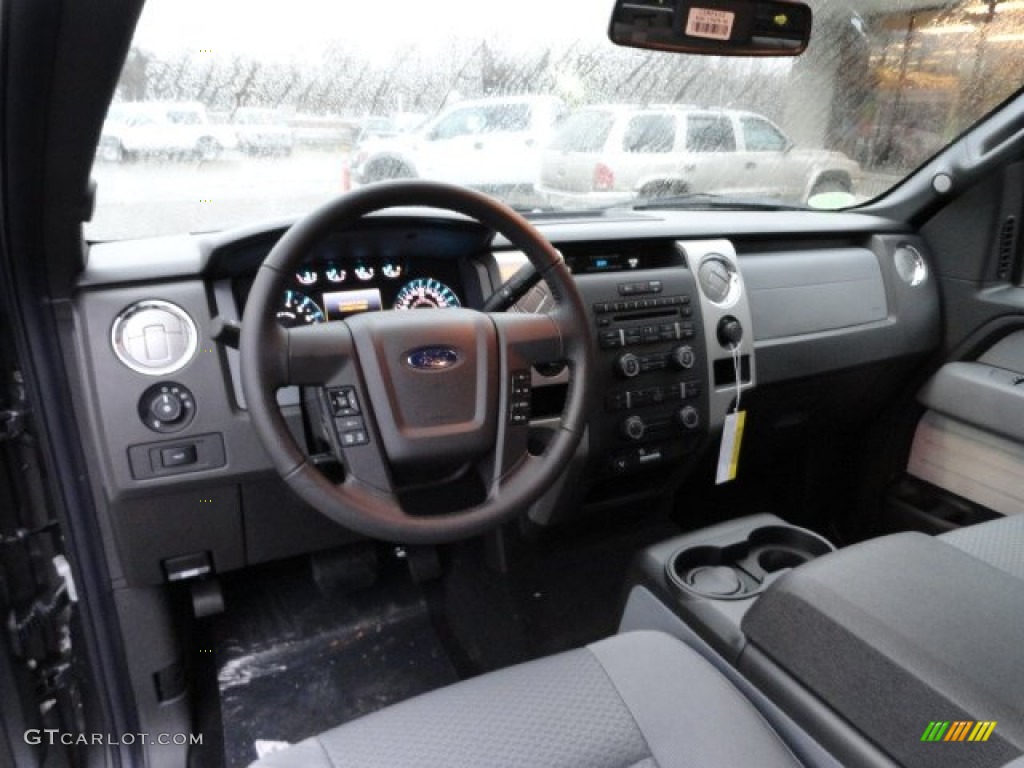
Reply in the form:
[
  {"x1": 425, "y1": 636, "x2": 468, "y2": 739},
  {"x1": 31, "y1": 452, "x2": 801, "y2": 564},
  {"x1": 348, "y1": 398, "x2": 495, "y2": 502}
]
[
  {"x1": 745, "y1": 161, "x2": 757, "y2": 170},
  {"x1": 474, "y1": 141, "x2": 484, "y2": 150}
]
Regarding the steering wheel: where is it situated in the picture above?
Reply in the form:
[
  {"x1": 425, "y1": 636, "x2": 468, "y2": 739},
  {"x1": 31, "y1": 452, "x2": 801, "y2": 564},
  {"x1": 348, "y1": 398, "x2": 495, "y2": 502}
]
[{"x1": 240, "y1": 181, "x2": 593, "y2": 545}]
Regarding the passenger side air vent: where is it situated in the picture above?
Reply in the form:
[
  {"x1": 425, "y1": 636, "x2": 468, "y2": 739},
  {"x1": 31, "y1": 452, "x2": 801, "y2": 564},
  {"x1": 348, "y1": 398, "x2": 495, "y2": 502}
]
[{"x1": 996, "y1": 215, "x2": 1016, "y2": 281}]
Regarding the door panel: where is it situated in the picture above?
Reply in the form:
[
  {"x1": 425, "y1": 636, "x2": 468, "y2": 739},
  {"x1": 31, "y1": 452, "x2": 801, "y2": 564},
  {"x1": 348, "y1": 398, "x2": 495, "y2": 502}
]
[
  {"x1": 888, "y1": 162, "x2": 1024, "y2": 532},
  {"x1": 908, "y1": 411, "x2": 1024, "y2": 517}
]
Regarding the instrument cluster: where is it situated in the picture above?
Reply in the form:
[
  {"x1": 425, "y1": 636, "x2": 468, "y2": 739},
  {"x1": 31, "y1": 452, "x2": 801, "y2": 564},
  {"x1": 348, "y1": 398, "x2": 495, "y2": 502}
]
[{"x1": 275, "y1": 255, "x2": 464, "y2": 327}]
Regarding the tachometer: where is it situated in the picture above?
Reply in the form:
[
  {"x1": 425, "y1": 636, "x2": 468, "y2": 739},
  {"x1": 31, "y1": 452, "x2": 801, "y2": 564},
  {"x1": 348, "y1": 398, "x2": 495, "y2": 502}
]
[
  {"x1": 393, "y1": 278, "x2": 461, "y2": 310},
  {"x1": 276, "y1": 290, "x2": 326, "y2": 327}
]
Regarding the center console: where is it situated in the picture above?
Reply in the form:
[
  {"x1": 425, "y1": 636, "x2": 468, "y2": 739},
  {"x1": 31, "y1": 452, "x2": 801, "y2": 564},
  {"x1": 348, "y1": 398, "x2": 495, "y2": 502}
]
[
  {"x1": 566, "y1": 238, "x2": 756, "y2": 478},
  {"x1": 620, "y1": 515, "x2": 1024, "y2": 768},
  {"x1": 621, "y1": 514, "x2": 835, "y2": 661}
]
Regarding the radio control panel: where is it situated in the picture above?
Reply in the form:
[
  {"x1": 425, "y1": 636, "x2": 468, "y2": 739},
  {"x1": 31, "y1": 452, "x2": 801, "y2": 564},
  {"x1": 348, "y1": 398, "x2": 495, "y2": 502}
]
[{"x1": 578, "y1": 267, "x2": 709, "y2": 476}]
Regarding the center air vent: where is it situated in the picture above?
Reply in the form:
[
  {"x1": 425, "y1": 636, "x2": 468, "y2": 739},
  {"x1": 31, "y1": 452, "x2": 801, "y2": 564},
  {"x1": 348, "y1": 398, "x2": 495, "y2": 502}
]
[{"x1": 697, "y1": 255, "x2": 741, "y2": 307}]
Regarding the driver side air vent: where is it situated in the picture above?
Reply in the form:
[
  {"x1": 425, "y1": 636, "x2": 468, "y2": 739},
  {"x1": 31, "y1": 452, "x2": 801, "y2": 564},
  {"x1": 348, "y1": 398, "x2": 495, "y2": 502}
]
[{"x1": 996, "y1": 215, "x2": 1017, "y2": 281}]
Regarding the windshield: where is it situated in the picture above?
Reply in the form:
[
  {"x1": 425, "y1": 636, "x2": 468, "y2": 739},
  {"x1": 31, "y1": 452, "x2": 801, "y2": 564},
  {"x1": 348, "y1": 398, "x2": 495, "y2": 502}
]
[{"x1": 88, "y1": 0, "x2": 1024, "y2": 240}]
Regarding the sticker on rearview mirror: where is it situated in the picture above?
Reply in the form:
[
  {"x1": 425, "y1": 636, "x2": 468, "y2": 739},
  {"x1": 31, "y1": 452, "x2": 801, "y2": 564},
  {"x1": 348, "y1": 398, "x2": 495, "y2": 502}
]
[{"x1": 685, "y1": 8, "x2": 735, "y2": 40}]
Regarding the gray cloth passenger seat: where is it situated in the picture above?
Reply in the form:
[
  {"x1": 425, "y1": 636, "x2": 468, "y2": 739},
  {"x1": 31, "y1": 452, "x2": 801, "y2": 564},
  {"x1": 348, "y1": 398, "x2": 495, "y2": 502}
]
[
  {"x1": 940, "y1": 513, "x2": 1024, "y2": 580},
  {"x1": 250, "y1": 630, "x2": 805, "y2": 768}
]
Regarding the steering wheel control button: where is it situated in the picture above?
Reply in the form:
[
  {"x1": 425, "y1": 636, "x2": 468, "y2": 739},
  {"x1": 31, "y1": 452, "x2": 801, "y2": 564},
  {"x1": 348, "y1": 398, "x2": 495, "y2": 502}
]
[
  {"x1": 326, "y1": 388, "x2": 370, "y2": 446},
  {"x1": 337, "y1": 416, "x2": 365, "y2": 432},
  {"x1": 341, "y1": 430, "x2": 369, "y2": 447},
  {"x1": 139, "y1": 382, "x2": 196, "y2": 433},
  {"x1": 160, "y1": 444, "x2": 197, "y2": 468},
  {"x1": 328, "y1": 387, "x2": 361, "y2": 417},
  {"x1": 509, "y1": 370, "x2": 532, "y2": 425},
  {"x1": 111, "y1": 300, "x2": 198, "y2": 376}
]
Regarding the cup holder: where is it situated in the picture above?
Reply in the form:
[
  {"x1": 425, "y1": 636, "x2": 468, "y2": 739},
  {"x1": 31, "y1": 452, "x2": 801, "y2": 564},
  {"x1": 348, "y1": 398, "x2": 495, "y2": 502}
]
[
  {"x1": 757, "y1": 550, "x2": 806, "y2": 572},
  {"x1": 667, "y1": 525, "x2": 833, "y2": 600}
]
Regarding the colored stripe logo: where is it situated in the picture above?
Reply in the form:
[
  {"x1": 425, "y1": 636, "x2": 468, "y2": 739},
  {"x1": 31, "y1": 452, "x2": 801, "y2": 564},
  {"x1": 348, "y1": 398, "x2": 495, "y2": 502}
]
[{"x1": 921, "y1": 721, "x2": 997, "y2": 742}]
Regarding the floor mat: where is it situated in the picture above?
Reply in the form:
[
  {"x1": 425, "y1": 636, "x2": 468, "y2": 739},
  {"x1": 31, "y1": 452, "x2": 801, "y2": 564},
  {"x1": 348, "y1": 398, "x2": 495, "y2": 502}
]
[
  {"x1": 210, "y1": 561, "x2": 458, "y2": 768},
  {"x1": 432, "y1": 516, "x2": 681, "y2": 674}
]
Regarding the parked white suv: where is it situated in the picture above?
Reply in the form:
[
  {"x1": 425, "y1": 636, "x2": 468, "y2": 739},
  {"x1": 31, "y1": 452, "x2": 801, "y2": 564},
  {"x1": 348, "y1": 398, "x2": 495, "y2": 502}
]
[
  {"x1": 230, "y1": 108, "x2": 294, "y2": 156},
  {"x1": 538, "y1": 105, "x2": 861, "y2": 207},
  {"x1": 97, "y1": 101, "x2": 238, "y2": 162},
  {"x1": 346, "y1": 95, "x2": 567, "y2": 194}
]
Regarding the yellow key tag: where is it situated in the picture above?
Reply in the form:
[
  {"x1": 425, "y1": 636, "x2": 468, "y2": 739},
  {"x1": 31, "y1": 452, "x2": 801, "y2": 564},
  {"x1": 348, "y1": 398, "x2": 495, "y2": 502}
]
[{"x1": 715, "y1": 410, "x2": 746, "y2": 485}]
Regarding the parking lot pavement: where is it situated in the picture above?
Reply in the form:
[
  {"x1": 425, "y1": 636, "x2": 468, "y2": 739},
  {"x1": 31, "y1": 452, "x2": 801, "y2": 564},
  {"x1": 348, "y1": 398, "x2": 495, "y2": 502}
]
[{"x1": 88, "y1": 149, "x2": 348, "y2": 240}]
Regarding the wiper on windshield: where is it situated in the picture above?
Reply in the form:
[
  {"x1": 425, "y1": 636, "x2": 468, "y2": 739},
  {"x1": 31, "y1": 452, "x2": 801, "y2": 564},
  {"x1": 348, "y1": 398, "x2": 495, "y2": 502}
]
[{"x1": 629, "y1": 193, "x2": 808, "y2": 212}]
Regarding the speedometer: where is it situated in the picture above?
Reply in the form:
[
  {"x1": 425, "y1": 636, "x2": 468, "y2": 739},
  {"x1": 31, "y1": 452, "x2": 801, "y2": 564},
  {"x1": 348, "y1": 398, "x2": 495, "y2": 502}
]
[
  {"x1": 393, "y1": 278, "x2": 461, "y2": 310},
  {"x1": 276, "y1": 290, "x2": 326, "y2": 327}
]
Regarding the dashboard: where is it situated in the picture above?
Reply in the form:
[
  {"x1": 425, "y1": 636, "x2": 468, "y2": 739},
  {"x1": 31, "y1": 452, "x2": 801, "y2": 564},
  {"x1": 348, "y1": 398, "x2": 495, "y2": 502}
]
[{"x1": 73, "y1": 209, "x2": 940, "y2": 587}]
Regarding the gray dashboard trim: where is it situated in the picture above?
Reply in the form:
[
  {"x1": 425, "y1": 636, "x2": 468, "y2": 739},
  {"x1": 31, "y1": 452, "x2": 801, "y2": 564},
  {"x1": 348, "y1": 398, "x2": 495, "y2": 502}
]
[
  {"x1": 84, "y1": 234, "x2": 204, "y2": 285},
  {"x1": 742, "y1": 248, "x2": 888, "y2": 341},
  {"x1": 81, "y1": 209, "x2": 909, "y2": 288},
  {"x1": 741, "y1": 235, "x2": 940, "y2": 384},
  {"x1": 681, "y1": 240, "x2": 756, "y2": 432}
]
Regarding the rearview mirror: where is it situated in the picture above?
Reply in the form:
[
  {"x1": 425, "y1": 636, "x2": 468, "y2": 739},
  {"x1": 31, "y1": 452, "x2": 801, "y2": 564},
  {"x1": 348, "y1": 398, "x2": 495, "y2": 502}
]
[{"x1": 609, "y1": 0, "x2": 812, "y2": 57}]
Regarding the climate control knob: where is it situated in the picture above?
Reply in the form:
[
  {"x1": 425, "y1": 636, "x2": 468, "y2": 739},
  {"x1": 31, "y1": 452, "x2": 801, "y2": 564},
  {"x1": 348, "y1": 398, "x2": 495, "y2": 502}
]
[
  {"x1": 676, "y1": 405, "x2": 701, "y2": 431},
  {"x1": 670, "y1": 345, "x2": 696, "y2": 370},
  {"x1": 616, "y1": 353, "x2": 642, "y2": 379},
  {"x1": 621, "y1": 415, "x2": 646, "y2": 441}
]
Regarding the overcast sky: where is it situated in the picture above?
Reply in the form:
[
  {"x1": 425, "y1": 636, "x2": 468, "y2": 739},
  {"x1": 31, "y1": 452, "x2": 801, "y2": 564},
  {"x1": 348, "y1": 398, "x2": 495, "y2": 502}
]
[{"x1": 133, "y1": 0, "x2": 611, "y2": 61}]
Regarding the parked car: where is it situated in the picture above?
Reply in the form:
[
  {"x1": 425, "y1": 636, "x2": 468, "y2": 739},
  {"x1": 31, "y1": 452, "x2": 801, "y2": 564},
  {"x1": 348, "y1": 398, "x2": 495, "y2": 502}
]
[
  {"x1": 346, "y1": 95, "x2": 567, "y2": 193},
  {"x1": 538, "y1": 105, "x2": 861, "y2": 207},
  {"x1": 97, "y1": 101, "x2": 238, "y2": 162},
  {"x1": 230, "y1": 107, "x2": 294, "y2": 156}
]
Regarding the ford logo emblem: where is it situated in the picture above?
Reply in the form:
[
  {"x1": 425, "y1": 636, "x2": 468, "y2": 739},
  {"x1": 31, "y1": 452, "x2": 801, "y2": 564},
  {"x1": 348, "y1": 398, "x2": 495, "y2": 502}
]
[{"x1": 406, "y1": 346, "x2": 459, "y2": 370}]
